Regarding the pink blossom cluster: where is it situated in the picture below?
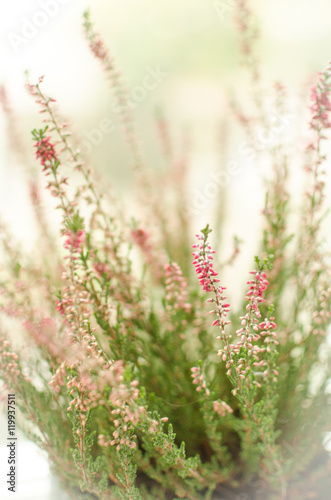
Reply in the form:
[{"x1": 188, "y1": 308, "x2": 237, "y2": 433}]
[
  {"x1": 56, "y1": 295, "x2": 73, "y2": 316},
  {"x1": 23, "y1": 317, "x2": 66, "y2": 359},
  {"x1": 213, "y1": 400, "x2": 233, "y2": 417},
  {"x1": 99, "y1": 426, "x2": 137, "y2": 451},
  {"x1": 93, "y1": 262, "x2": 113, "y2": 280},
  {"x1": 34, "y1": 135, "x2": 58, "y2": 168},
  {"x1": 132, "y1": 227, "x2": 165, "y2": 280},
  {"x1": 64, "y1": 229, "x2": 85, "y2": 251},
  {"x1": 48, "y1": 335, "x2": 105, "y2": 395},
  {"x1": 67, "y1": 373, "x2": 96, "y2": 423},
  {"x1": 0, "y1": 338, "x2": 20, "y2": 387},
  {"x1": 57, "y1": 286, "x2": 89, "y2": 328},
  {"x1": 217, "y1": 270, "x2": 279, "y2": 389},
  {"x1": 312, "y1": 285, "x2": 331, "y2": 336},
  {"x1": 164, "y1": 262, "x2": 191, "y2": 312},
  {"x1": 97, "y1": 360, "x2": 145, "y2": 451},
  {"x1": 192, "y1": 234, "x2": 231, "y2": 332},
  {"x1": 309, "y1": 62, "x2": 331, "y2": 131},
  {"x1": 244, "y1": 270, "x2": 269, "y2": 316},
  {"x1": 66, "y1": 363, "x2": 107, "y2": 440},
  {"x1": 131, "y1": 228, "x2": 152, "y2": 254},
  {"x1": 49, "y1": 362, "x2": 66, "y2": 393},
  {"x1": 88, "y1": 35, "x2": 108, "y2": 62},
  {"x1": 192, "y1": 231, "x2": 232, "y2": 359},
  {"x1": 25, "y1": 76, "x2": 44, "y2": 96},
  {"x1": 192, "y1": 234, "x2": 219, "y2": 293},
  {"x1": 54, "y1": 266, "x2": 94, "y2": 350},
  {"x1": 0, "y1": 338, "x2": 29, "y2": 395},
  {"x1": 191, "y1": 366, "x2": 210, "y2": 396}
]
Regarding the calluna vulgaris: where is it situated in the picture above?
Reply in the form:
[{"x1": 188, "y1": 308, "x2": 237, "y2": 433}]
[{"x1": 0, "y1": 5, "x2": 330, "y2": 500}]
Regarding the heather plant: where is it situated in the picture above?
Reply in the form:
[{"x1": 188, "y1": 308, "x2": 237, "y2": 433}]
[{"x1": 0, "y1": 5, "x2": 331, "y2": 500}]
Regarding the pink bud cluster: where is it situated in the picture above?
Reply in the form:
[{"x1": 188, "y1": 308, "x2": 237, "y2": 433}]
[
  {"x1": 34, "y1": 135, "x2": 59, "y2": 168},
  {"x1": 191, "y1": 366, "x2": 210, "y2": 396},
  {"x1": 99, "y1": 426, "x2": 137, "y2": 451},
  {"x1": 192, "y1": 234, "x2": 219, "y2": 292},
  {"x1": 67, "y1": 373, "x2": 96, "y2": 419},
  {"x1": 49, "y1": 362, "x2": 66, "y2": 393},
  {"x1": 193, "y1": 231, "x2": 232, "y2": 360},
  {"x1": 57, "y1": 286, "x2": 90, "y2": 332},
  {"x1": 0, "y1": 338, "x2": 29, "y2": 395},
  {"x1": 303, "y1": 62, "x2": 331, "y2": 259},
  {"x1": 64, "y1": 230, "x2": 85, "y2": 251},
  {"x1": 93, "y1": 262, "x2": 113, "y2": 280},
  {"x1": 218, "y1": 269, "x2": 279, "y2": 388},
  {"x1": 56, "y1": 295, "x2": 73, "y2": 316},
  {"x1": 131, "y1": 229, "x2": 152, "y2": 261},
  {"x1": 48, "y1": 332, "x2": 106, "y2": 395},
  {"x1": 253, "y1": 317, "x2": 279, "y2": 383},
  {"x1": 84, "y1": 12, "x2": 145, "y2": 175},
  {"x1": 89, "y1": 36, "x2": 108, "y2": 61},
  {"x1": 309, "y1": 62, "x2": 331, "y2": 131},
  {"x1": 97, "y1": 360, "x2": 145, "y2": 451},
  {"x1": 132, "y1": 228, "x2": 152, "y2": 254},
  {"x1": 164, "y1": 262, "x2": 191, "y2": 312},
  {"x1": 132, "y1": 227, "x2": 165, "y2": 280},
  {"x1": 245, "y1": 270, "x2": 269, "y2": 315},
  {"x1": 213, "y1": 400, "x2": 233, "y2": 417},
  {"x1": 23, "y1": 317, "x2": 67, "y2": 359},
  {"x1": 54, "y1": 266, "x2": 101, "y2": 365},
  {"x1": 0, "y1": 338, "x2": 20, "y2": 382},
  {"x1": 233, "y1": 0, "x2": 259, "y2": 83},
  {"x1": 25, "y1": 76, "x2": 44, "y2": 96},
  {"x1": 312, "y1": 286, "x2": 331, "y2": 336}
]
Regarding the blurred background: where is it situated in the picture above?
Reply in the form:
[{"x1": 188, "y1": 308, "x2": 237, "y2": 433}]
[
  {"x1": 1, "y1": 0, "x2": 331, "y2": 244},
  {"x1": 1, "y1": 0, "x2": 331, "y2": 498}
]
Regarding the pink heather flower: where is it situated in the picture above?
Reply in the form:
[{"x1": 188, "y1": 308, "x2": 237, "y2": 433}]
[
  {"x1": 23, "y1": 318, "x2": 65, "y2": 358},
  {"x1": 192, "y1": 235, "x2": 218, "y2": 293},
  {"x1": 131, "y1": 228, "x2": 151, "y2": 252},
  {"x1": 89, "y1": 36, "x2": 108, "y2": 61},
  {"x1": 56, "y1": 296, "x2": 73, "y2": 316},
  {"x1": 190, "y1": 366, "x2": 210, "y2": 396},
  {"x1": 0, "y1": 338, "x2": 30, "y2": 393},
  {"x1": 213, "y1": 400, "x2": 233, "y2": 417},
  {"x1": 93, "y1": 262, "x2": 113, "y2": 279},
  {"x1": 64, "y1": 230, "x2": 85, "y2": 251},
  {"x1": 164, "y1": 262, "x2": 191, "y2": 312},
  {"x1": 309, "y1": 64, "x2": 331, "y2": 131},
  {"x1": 214, "y1": 264, "x2": 279, "y2": 390},
  {"x1": 192, "y1": 227, "x2": 231, "y2": 345},
  {"x1": 49, "y1": 362, "x2": 67, "y2": 393},
  {"x1": 245, "y1": 270, "x2": 269, "y2": 315},
  {"x1": 131, "y1": 227, "x2": 167, "y2": 281},
  {"x1": 34, "y1": 135, "x2": 58, "y2": 167}
]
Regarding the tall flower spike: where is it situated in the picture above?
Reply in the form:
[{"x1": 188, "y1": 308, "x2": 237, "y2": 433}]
[
  {"x1": 34, "y1": 134, "x2": 59, "y2": 168},
  {"x1": 164, "y1": 262, "x2": 191, "y2": 312},
  {"x1": 191, "y1": 366, "x2": 210, "y2": 397},
  {"x1": 309, "y1": 62, "x2": 331, "y2": 132},
  {"x1": 192, "y1": 225, "x2": 232, "y2": 363},
  {"x1": 219, "y1": 259, "x2": 279, "y2": 392},
  {"x1": 305, "y1": 61, "x2": 331, "y2": 233}
]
